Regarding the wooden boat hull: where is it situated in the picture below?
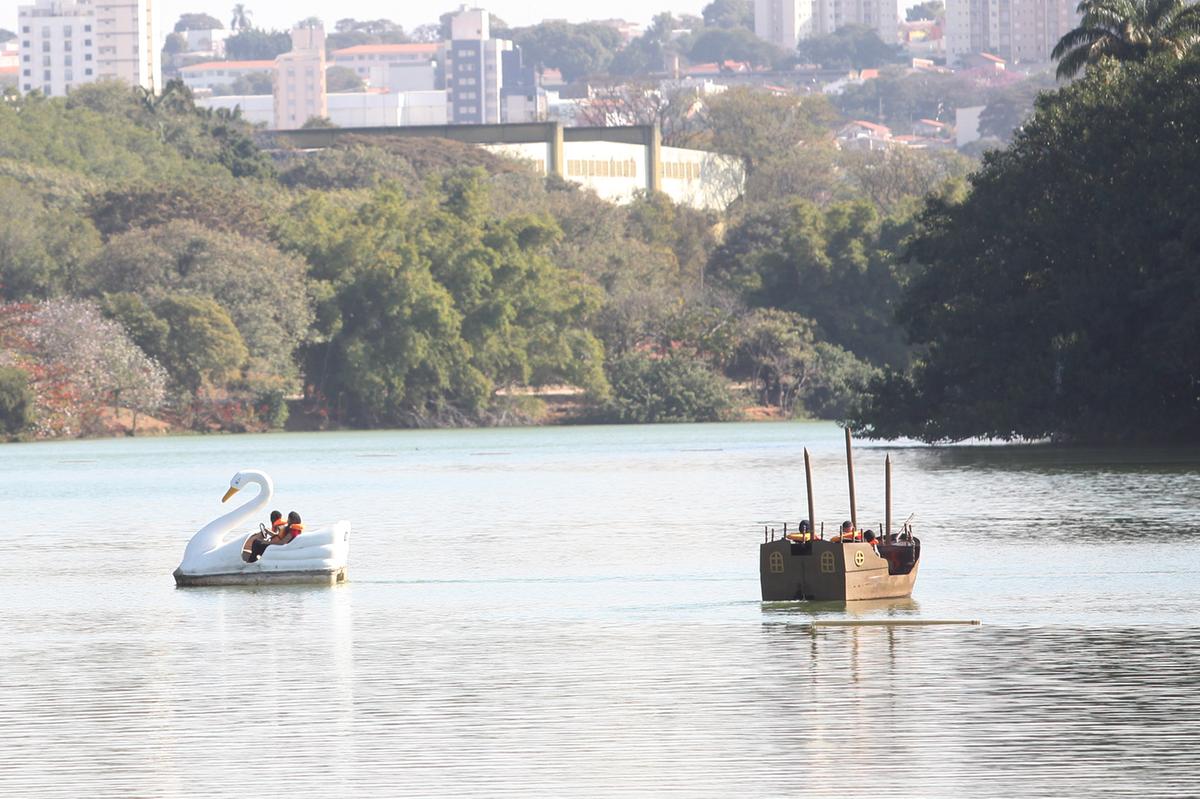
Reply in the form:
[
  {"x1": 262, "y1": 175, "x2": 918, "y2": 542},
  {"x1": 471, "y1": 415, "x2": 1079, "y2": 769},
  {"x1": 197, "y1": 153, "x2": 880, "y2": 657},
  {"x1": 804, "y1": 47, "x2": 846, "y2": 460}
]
[
  {"x1": 173, "y1": 567, "x2": 348, "y2": 587},
  {"x1": 760, "y1": 538, "x2": 919, "y2": 602}
]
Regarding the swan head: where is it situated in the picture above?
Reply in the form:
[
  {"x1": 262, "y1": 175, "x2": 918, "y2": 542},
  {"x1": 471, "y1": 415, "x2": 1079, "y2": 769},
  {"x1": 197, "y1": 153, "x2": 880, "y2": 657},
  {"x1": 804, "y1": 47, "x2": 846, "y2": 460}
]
[
  {"x1": 219, "y1": 469, "x2": 272, "y2": 503},
  {"x1": 222, "y1": 471, "x2": 251, "y2": 503}
]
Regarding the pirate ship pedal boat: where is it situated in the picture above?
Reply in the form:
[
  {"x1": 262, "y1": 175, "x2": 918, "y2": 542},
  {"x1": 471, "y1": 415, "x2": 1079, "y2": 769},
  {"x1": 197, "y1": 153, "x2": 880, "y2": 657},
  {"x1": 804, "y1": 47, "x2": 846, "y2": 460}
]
[{"x1": 759, "y1": 429, "x2": 920, "y2": 602}]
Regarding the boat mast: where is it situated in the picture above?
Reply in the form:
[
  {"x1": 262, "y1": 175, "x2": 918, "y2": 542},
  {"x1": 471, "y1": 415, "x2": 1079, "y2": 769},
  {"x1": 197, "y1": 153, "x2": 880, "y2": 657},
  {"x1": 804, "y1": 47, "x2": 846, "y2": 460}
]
[
  {"x1": 885, "y1": 454, "x2": 892, "y2": 540},
  {"x1": 845, "y1": 426, "x2": 857, "y2": 531},
  {"x1": 804, "y1": 447, "x2": 816, "y2": 538}
]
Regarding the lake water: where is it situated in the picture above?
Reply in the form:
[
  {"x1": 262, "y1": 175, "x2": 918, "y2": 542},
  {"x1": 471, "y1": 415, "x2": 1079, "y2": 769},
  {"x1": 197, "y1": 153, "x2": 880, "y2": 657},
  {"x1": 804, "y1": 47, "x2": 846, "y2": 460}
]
[{"x1": 2, "y1": 422, "x2": 1198, "y2": 797}]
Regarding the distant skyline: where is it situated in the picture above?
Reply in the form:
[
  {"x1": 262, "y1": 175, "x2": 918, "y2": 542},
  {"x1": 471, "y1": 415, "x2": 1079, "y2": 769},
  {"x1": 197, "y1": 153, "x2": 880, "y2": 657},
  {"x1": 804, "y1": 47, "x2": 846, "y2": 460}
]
[
  {"x1": 5, "y1": 0, "x2": 925, "y2": 41},
  {"x1": 3, "y1": 1, "x2": 708, "y2": 35}
]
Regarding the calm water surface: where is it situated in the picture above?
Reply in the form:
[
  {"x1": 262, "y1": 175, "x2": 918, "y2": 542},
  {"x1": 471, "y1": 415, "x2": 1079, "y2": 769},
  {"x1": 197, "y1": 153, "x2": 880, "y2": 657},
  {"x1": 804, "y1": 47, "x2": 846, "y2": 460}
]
[{"x1": 1, "y1": 422, "x2": 1198, "y2": 797}]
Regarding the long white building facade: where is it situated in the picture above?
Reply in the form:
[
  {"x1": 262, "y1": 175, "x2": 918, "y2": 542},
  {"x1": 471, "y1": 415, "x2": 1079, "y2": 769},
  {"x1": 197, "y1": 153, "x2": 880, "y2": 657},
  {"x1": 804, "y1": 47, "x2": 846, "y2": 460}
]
[{"x1": 16, "y1": 0, "x2": 159, "y2": 96}]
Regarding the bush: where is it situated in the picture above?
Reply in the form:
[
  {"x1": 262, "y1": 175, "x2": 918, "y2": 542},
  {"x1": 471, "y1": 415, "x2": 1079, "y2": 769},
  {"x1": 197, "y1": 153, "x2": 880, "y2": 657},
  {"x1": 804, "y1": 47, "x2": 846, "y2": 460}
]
[
  {"x1": 0, "y1": 366, "x2": 34, "y2": 437},
  {"x1": 591, "y1": 352, "x2": 736, "y2": 423}
]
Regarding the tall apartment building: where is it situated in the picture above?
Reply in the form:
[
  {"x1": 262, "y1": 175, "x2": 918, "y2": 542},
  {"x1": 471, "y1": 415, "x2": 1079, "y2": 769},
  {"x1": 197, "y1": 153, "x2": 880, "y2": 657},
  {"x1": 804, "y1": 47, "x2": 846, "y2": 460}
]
[
  {"x1": 945, "y1": 0, "x2": 1079, "y2": 63},
  {"x1": 16, "y1": 0, "x2": 159, "y2": 96},
  {"x1": 444, "y1": 7, "x2": 508, "y2": 124},
  {"x1": 754, "y1": 0, "x2": 814, "y2": 50},
  {"x1": 812, "y1": 0, "x2": 899, "y2": 42},
  {"x1": 273, "y1": 25, "x2": 327, "y2": 130},
  {"x1": 443, "y1": 6, "x2": 541, "y2": 124}
]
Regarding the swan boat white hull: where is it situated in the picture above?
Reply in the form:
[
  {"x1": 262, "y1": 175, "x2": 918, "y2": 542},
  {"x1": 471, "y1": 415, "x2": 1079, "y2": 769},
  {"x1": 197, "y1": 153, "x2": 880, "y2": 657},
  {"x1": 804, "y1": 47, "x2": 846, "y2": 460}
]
[{"x1": 174, "y1": 521, "x2": 352, "y2": 587}]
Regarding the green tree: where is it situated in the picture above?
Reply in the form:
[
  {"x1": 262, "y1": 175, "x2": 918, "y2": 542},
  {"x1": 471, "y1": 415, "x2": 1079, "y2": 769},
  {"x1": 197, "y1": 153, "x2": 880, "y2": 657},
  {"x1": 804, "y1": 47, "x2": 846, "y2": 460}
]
[
  {"x1": 976, "y1": 75, "x2": 1055, "y2": 140},
  {"x1": 838, "y1": 147, "x2": 973, "y2": 212},
  {"x1": 153, "y1": 294, "x2": 248, "y2": 393},
  {"x1": 175, "y1": 12, "x2": 224, "y2": 31},
  {"x1": 102, "y1": 293, "x2": 170, "y2": 357},
  {"x1": 512, "y1": 21, "x2": 623, "y2": 81},
  {"x1": 592, "y1": 351, "x2": 735, "y2": 423},
  {"x1": 0, "y1": 366, "x2": 34, "y2": 437},
  {"x1": 0, "y1": 181, "x2": 101, "y2": 299},
  {"x1": 224, "y1": 28, "x2": 291, "y2": 60},
  {"x1": 734, "y1": 308, "x2": 820, "y2": 413},
  {"x1": 163, "y1": 32, "x2": 187, "y2": 56},
  {"x1": 710, "y1": 198, "x2": 915, "y2": 368},
  {"x1": 300, "y1": 115, "x2": 337, "y2": 128},
  {"x1": 906, "y1": 0, "x2": 945, "y2": 22},
  {"x1": 326, "y1": 65, "x2": 365, "y2": 92},
  {"x1": 277, "y1": 174, "x2": 607, "y2": 426},
  {"x1": 229, "y1": 71, "x2": 273, "y2": 94},
  {"x1": 694, "y1": 87, "x2": 839, "y2": 177},
  {"x1": 834, "y1": 67, "x2": 988, "y2": 128},
  {"x1": 84, "y1": 220, "x2": 311, "y2": 387},
  {"x1": 689, "y1": 27, "x2": 785, "y2": 66},
  {"x1": 702, "y1": 0, "x2": 754, "y2": 29},
  {"x1": 230, "y1": 3, "x2": 252, "y2": 31},
  {"x1": 856, "y1": 55, "x2": 1200, "y2": 443},
  {"x1": 797, "y1": 24, "x2": 905, "y2": 70},
  {"x1": 0, "y1": 28, "x2": 17, "y2": 43},
  {"x1": 1052, "y1": 0, "x2": 1200, "y2": 78}
]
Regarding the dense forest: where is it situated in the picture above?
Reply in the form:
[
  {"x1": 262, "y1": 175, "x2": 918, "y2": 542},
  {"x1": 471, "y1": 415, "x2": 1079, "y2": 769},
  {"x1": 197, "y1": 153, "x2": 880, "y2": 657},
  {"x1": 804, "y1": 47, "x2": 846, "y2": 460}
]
[
  {"x1": 4, "y1": 19, "x2": 1195, "y2": 443},
  {"x1": 0, "y1": 81, "x2": 968, "y2": 439},
  {"x1": 854, "y1": 48, "x2": 1200, "y2": 443}
]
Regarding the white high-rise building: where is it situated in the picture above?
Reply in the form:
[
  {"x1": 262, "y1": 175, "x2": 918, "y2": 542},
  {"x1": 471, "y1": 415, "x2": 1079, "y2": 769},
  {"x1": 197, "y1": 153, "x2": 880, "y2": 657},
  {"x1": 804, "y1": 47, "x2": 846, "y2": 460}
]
[
  {"x1": 945, "y1": 0, "x2": 1079, "y2": 64},
  {"x1": 812, "y1": 0, "x2": 899, "y2": 42},
  {"x1": 444, "y1": 6, "x2": 510, "y2": 124},
  {"x1": 16, "y1": 0, "x2": 159, "y2": 96},
  {"x1": 15, "y1": 0, "x2": 94, "y2": 96},
  {"x1": 273, "y1": 25, "x2": 326, "y2": 130},
  {"x1": 754, "y1": 0, "x2": 814, "y2": 50}
]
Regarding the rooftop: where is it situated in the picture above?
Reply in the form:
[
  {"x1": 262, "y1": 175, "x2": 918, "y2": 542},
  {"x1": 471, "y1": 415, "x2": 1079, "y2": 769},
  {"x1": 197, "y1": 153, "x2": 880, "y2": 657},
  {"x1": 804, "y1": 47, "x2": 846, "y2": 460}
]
[
  {"x1": 844, "y1": 120, "x2": 892, "y2": 136},
  {"x1": 180, "y1": 60, "x2": 275, "y2": 72},
  {"x1": 331, "y1": 43, "x2": 440, "y2": 57}
]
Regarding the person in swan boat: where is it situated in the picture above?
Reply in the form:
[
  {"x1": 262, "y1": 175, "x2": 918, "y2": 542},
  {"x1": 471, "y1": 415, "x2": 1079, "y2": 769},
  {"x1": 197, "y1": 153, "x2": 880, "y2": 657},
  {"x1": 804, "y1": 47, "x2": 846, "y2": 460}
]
[{"x1": 248, "y1": 510, "x2": 294, "y2": 562}]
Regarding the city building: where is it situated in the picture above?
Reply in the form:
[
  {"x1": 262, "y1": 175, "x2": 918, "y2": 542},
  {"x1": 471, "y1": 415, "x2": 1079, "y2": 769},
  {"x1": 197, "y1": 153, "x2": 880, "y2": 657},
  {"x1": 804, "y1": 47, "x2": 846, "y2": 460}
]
[
  {"x1": 179, "y1": 59, "x2": 273, "y2": 91},
  {"x1": 945, "y1": 0, "x2": 1079, "y2": 64},
  {"x1": 182, "y1": 27, "x2": 228, "y2": 59},
  {"x1": 754, "y1": 0, "x2": 813, "y2": 50},
  {"x1": 444, "y1": 6, "x2": 507, "y2": 123},
  {"x1": 443, "y1": 6, "x2": 542, "y2": 123},
  {"x1": 275, "y1": 123, "x2": 745, "y2": 211},
  {"x1": 197, "y1": 88, "x2": 448, "y2": 127},
  {"x1": 16, "y1": 0, "x2": 95, "y2": 96},
  {"x1": 16, "y1": 0, "x2": 159, "y2": 96},
  {"x1": 1, "y1": 40, "x2": 18, "y2": 89},
  {"x1": 837, "y1": 119, "x2": 894, "y2": 149},
  {"x1": 329, "y1": 42, "x2": 440, "y2": 89},
  {"x1": 274, "y1": 24, "x2": 326, "y2": 130},
  {"x1": 812, "y1": 0, "x2": 898, "y2": 42}
]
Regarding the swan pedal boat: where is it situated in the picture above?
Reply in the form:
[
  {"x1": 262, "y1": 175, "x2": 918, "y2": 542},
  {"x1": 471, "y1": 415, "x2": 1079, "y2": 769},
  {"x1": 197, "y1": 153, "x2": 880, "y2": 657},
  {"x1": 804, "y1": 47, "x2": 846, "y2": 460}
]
[{"x1": 174, "y1": 469, "x2": 351, "y2": 587}]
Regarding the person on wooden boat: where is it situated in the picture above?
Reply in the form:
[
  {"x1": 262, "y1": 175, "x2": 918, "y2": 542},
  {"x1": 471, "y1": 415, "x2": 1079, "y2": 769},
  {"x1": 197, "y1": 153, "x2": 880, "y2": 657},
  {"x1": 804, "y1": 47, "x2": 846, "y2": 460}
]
[
  {"x1": 833, "y1": 520, "x2": 861, "y2": 542},
  {"x1": 785, "y1": 520, "x2": 812, "y2": 542},
  {"x1": 863, "y1": 530, "x2": 877, "y2": 548},
  {"x1": 248, "y1": 510, "x2": 285, "y2": 563}
]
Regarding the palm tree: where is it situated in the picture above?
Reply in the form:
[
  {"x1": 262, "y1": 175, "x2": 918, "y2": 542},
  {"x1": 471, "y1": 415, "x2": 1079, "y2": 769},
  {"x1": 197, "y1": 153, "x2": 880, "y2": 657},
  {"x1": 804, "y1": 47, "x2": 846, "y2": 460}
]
[
  {"x1": 230, "y1": 4, "x2": 252, "y2": 32},
  {"x1": 1052, "y1": 0, "x2": 1200, "y2": 79}
]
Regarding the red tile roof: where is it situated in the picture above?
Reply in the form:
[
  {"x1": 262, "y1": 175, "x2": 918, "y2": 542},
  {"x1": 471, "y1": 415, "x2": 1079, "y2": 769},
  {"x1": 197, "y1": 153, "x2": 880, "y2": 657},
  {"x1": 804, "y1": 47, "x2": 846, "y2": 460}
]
[{"x1": 846, "y1": 120, "x2": 892, "y2": 136}]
